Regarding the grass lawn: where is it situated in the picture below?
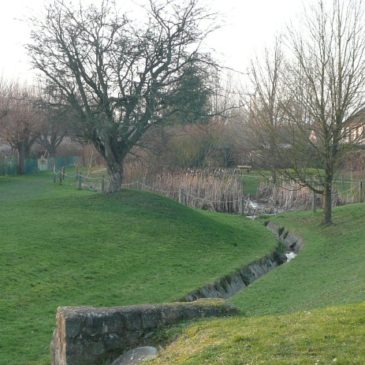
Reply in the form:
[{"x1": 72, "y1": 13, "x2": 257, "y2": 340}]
[
  {"x1": 0, "y1": 174, "x2": 276, "y2": 365},
  {"x1": 152, "y1": 301, "x2": 365, "y2": 365},
  {"x1": 151, "y1": 203, "x2": 365, "y2": 364},
  {"x1": 241, "y1": 174, "x2": 264, "y2": 196},
  {"x1": 230, "y1": 203, "x2": 365, "y2": 315}
]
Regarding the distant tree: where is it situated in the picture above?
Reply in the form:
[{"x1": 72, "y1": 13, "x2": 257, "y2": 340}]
[
  {"x1": 35, "y1": 89, "x2": 73, "y2": 158},
  {"x1": 166, "y1": 64, "x2": 212, "y2": 125},
  {"x1": 0, "y1": 84, "x2": 41, "y2": 175},
  {"x1": 37, "y1": 115, "x2": 67, "y2": 158},
  {"x1": 246, "y1": 39, "x2": 284, "y2": 183},
  {"x1": 28, "y1": 0, "x2": 215, "y2": 192}
]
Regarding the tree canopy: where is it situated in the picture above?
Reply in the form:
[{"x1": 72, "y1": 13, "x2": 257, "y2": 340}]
[{"x1": 28, "y1": 0, "x2": 215, "y2": 191}]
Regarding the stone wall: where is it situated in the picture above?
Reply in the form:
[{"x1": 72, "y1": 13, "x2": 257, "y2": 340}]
[
  {"x1": 51, "y1": 221, "x2": 302, "y2": 365},
  {"x1": 265, "y1": 221, "x2": 303, "y2": 253},
  {"x1": 51, "y1": 299, "x2": 238, "y2": 365},
  {"x1": 180, "y1": 250, "x2": 286, "y2": 301},
  {"x1": 179, "y1": 222, "x2": 303, "y2": 302}
]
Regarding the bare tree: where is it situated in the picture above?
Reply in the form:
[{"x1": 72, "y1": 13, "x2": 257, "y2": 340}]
[
  {"x1": 28, "y1": 0, "x2": 215, "y2": 192},
  {"x1": 245, "y1": 39, "x2": 284, "y2": 183},
  {"x1": 286, "y1": 0, "x2": 365, "y2": 224},
  {"x1": 38, "y1": 117, "x2": 67, "y2": 158},
  {"x1": 249, "y1": 0, "x2": 365, "y2": 225},
  {"x1": 0, "y1": 84, "x2": 41, "y2": 175},
  {"x1": 35, "y1": 89, "x2": 73, "y2": 158}
]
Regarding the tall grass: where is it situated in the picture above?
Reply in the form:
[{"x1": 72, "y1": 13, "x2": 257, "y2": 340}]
[
  {"x1": 257, "y1": 178, "x2": 364, "y2": 211},
  {"x1": 124, "y1": 169, "x2": 245, "y2": 213},
  {"x1": 66, "y1": 162, "x2": 365, "y2": 213}
]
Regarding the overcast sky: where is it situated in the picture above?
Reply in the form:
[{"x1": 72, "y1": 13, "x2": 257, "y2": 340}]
[{"x1": 0, "y1": 0, "x2": 305, "y2": 84}]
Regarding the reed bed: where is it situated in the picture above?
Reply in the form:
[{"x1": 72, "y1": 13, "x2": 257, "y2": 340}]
[
  {"x1": 257, "y1": 179, "x2": 364, "y2": 211},
  {"x1": 124, "y1": 169, "x2": 245, "y2": 213}
]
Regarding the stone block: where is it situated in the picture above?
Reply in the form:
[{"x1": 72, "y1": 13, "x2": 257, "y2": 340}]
[{"x1": 51, "y1": 300, "x2": 238, "y2": 365}]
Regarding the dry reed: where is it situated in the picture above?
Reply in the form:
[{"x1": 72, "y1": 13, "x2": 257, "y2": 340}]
[{"x1": 124, "y1": 169, "x2": 245, "y2": 213}]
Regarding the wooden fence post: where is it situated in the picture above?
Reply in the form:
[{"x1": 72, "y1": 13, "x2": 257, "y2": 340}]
[
  {"x1": 101, "y1": 176, "x2": 105, "y2": 193},
  {"x1": 78, "y1": 175, "x2": 82, "y2": 190},
  {"x1": 312, "y1": 190, "x2": 316, "y2": 212},
  {"x1": 53, "y1": 172, "x2": 57, "y2": 184},
  {"x1": 239, "y1": 197, "x2": 244, "y2": 215},
  {"x1": 360, "y1": 181, "x2": 363, "y2": 203},
  {"x1": 58, "y1": 171, "x2": 63, "y2": 185},
  {"x1": 179, "y1": 188, "x2": 186, "y2": 205}
]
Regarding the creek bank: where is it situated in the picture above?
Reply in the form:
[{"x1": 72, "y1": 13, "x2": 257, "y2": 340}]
[
  {"x1": 265, "y1": 221, "x2": 303, "y2": 253},
  {"x1": 180, "y1": 221, "x2": 302, "y2": 302},
  {"x1": 50, "y1": 222, "x2": 302, "y2": 365}
]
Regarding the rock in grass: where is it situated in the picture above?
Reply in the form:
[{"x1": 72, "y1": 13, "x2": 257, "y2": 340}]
[{"x1": 111, "y1": 346, "x2": 158, "y2": 365}]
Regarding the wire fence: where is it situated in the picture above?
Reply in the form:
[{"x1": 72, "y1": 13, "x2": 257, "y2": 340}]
[
  {"x1": 53, "y1": 168, "x2": 109, "y2": 192},
  {"x1": 0, "y1": 156, "x2": 79, "y2": 176},
  {"x1": 53, "y1": 168, "x2": 275, "y2": 216},
  {"x1": 52, "y1": 167, "x2": 365, "y2": 217}
]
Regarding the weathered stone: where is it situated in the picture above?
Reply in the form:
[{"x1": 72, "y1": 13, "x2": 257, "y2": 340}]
[
  {"x1": 51, "y1": 300, "x2": 238, "y2": 365},
  {"x1": 103, "y1": 333, "x2": 123, "y2": 351},
  {"x1": 283, "y1": 233, "x2": 303, "y2": 253},
  {"x1": 141, "y1": 308, "x2": 161, "y2": 330},
  {"x1": 111, "y1": 346, "x2": 158, "y2": 365},
  {"x1": 266, "y1": 221, "x2": 281, "y2": 236},
  {"x1": 123, "y1": 310, "x2": 143, "y2": 331},
  {"x1": 87, "y1": 340, "x2": 105, "y2": 356},
  {"x1": 65, "y1": 317, "x2": 81, "y2": 338}
]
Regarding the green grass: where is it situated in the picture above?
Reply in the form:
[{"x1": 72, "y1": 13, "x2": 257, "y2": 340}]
[
  {"x1": 151, "y1": 203, "x2": 365, "y2": 364},
  {"x1": 152, "y1": 301, "x2": 365, "y2": 365},
  {"x1": 230, "y1": 204, "x2": 365, "y2": 315},
  {"x1": 0, "y1": 174, "x2": 276, "y2": 365},
  {"x1": 241, "y1": 170, "x2": 271, "y2": 196}
]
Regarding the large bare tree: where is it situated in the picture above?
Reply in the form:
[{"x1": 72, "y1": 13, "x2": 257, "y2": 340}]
[{"x1": 28, "y1": 0, "x2": 215, "y2": 191}]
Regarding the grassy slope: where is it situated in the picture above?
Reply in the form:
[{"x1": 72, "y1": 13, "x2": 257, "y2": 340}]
[
  {"x1": 231, "y1": 204, "x2": 365, "y2": 315},
  {"x1": 0, "y1": 175, "x2": 276, "y2": 365},
  {"x1": 153, "y1": 301, "x2": 365, "y2": 365},
  {"x1": 152, "y1": 203, "x2": 365, "y2": 364}
]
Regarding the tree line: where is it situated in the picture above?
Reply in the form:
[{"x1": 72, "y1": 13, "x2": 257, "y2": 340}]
[
  {"x1": 0, "y1": 81, "x2": 73, "y2": 175},
  {"x1": 1, "y1": 0, "x2": 365, "y2": 225}
]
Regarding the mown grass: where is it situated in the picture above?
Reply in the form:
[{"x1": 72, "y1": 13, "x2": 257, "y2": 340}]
[
  {"x1": 0, "y1": 174, "x2": 276, "y2": 365},
  {"x1": 152, "y1": 301, "x2": 365, "y2": 365},
  {"x1": 230, "y1": 203, "x2": 365, "y2": 315},
  {"x1": 152, "y1": 202, "x2": 365, "y2": 364}
]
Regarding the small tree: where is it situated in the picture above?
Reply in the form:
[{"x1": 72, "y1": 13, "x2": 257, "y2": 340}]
[
  {"x1": 0, "y1": 84, "x2": 41, "y2": 175},
  {"x1": 249, "y1": 0, "x2": 365, "y2": 225},
  {"x1": 28, "y1": 0, "x2": 215, "y2": 191},
  {"x1": 36, "y1": 89, "x2": 73, "y2": 158},
  {"x1": 246, "y1": 39, "x2": 284, "y2": 183},
  {"x1": 287, "y1": 0, "x2": 365, "y2": 224}
]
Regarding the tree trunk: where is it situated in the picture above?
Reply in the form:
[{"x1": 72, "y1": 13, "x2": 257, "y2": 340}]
[
  {"x1": 17, "y1": 144, "x2": 26, "y2": 175},
  {"x1": 323, "y1": 181, "x2": 333, "y2": 225},
  {"x1": 47, "y1": 146, "x2": 57, "y2": 159},
  {"x1": 271, "y1": 169, "x2": 277, "y2": 185},
  {"x1": 107, "y1": 162, "x2": 123, "y2": 193}
]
